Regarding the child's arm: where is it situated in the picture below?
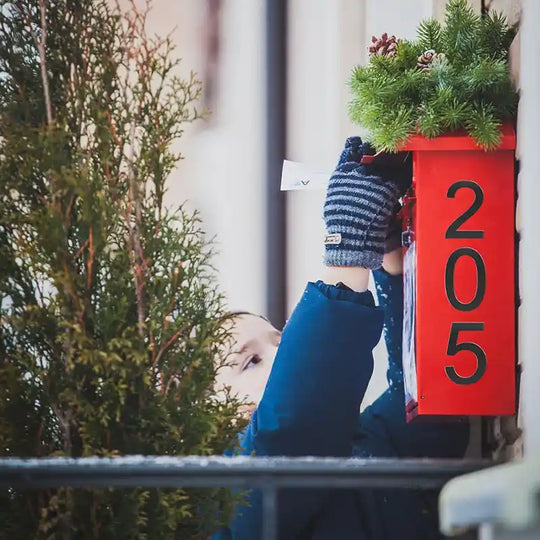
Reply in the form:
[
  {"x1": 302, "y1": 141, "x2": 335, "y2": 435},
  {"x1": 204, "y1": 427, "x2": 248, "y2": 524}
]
[{"x1": 250, "y1": 278, "x2": 382, "y2": 457}]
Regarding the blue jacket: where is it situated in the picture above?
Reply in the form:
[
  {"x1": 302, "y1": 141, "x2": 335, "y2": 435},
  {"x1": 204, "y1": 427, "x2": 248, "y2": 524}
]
[{"x1": 215, "y1": 272, "x2": 469, "y2": 539}]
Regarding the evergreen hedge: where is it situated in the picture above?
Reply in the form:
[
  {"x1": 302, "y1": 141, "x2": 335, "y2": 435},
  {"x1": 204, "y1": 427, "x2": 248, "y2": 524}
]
[{"x1": 0, "y1": 1, "x2": 245, "y2": 537}]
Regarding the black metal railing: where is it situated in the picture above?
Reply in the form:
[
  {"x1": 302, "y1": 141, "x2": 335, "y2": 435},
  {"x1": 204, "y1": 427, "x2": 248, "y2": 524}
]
[{"x1": 0, "y1": 456, "x2": 492, "y2": 540}]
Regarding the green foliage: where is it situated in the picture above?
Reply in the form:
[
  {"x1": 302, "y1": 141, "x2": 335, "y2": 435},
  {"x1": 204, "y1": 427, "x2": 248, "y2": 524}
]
[
  {"x1": 417, "y1": 18, "x2": 443, "y2": 52},
  {"x1": 466, "y1": 103, "x2": 503, "y2": 150},
  {"x1": 478, "y1": 11, "x2": 516, "y2": 59},
  {"x1": 443, "y1": 0, "x2": 481, "y2": 66},
  {"x1": 0, "y1": 0, "x2": 246, "y2": 537},
  {"x1": 349, "y1": 0, "x2": 518, "y2": 151}
]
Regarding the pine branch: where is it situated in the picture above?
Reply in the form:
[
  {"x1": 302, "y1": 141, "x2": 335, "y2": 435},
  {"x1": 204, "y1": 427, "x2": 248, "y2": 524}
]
[
  {"x1": 417, "y1": 18, "x2": 443, "y2": 51},
  {"x1": 479, "y1": 11, "x2": 516, "y2": 59},
  {"x1": 443, "y1": 0, "x2": 480, "y2": 65},
  {"x1": 398, "y1": 68, "x2": 429, "y2": 100},
  {"x1": 371, "y1": 106, "x2": 415, "y2": 152},
  {"x1": 417, "y1": 103, "x2": 443, "y2": 138},
  {"x1": 466, "y1": 104, "x2": 502, "y2": 150},
  {"x1": 434, "y1": 88, "x2": 471, "y2": 130},
  {"x1": 465, "y1": 58, "x2": 508, "y2": 92},
  {"x1": 395, "y1": 40, "x2": 423, "y2": 70}
]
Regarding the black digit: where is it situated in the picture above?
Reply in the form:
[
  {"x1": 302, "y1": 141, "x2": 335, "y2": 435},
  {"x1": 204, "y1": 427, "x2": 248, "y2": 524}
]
[
  {"x1": 445, "y1": 180, "x2": 484, "y2": 239},
  {"x1": 445, "y1": 322, "x2": 486, "y2": 385},
  {"x1": 445, "y1": 248, "x2": 486, "y2": 311}
]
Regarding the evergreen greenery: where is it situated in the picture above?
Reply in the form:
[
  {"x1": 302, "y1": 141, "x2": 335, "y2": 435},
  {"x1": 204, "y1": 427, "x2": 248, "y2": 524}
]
[
  {"x1": 0, "y1": 0, "x2": 246, "y2": 537},
  {"x1": 349, "y1": 0, "x2": 518, "y2": 151}
]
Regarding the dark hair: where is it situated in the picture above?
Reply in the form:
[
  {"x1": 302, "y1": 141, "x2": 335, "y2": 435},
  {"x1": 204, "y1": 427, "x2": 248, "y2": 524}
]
[
  {"x1": 229, "y1": 311, "x2": 272, "y2": 324},
  {"x1": 217, "y1": 311, "x2": 278, "y2": 333}
]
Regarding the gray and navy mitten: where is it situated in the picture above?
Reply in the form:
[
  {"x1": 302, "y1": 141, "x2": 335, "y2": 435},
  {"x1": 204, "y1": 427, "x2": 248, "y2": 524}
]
[{"x1": 323, "y1": 137, "x2": 411, "y2": 269}]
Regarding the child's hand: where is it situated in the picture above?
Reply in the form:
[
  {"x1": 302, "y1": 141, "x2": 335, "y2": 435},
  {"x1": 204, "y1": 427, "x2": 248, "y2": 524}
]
[{"x1": 323, "y1": 137, "x2": 411, "y2": 270}]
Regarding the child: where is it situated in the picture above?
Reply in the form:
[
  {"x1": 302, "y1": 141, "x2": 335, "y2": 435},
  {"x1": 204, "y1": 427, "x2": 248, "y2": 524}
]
[
  {"x1": 215, "y1": 311, "x2": 280, "y2": 417},
  {"x1": 214, "y1": 138, "x2": 469, "y2": 539}
]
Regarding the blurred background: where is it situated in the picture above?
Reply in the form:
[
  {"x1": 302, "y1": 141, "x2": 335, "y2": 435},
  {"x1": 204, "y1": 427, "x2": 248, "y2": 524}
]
[{"x1": 133, "y1": 0, "x2": 520, "y2": 409}]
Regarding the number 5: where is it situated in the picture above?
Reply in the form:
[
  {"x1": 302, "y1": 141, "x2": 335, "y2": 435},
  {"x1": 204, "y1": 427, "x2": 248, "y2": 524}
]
[{"x1": 445, "y1": 322, "x2": 487, "y2": 385}]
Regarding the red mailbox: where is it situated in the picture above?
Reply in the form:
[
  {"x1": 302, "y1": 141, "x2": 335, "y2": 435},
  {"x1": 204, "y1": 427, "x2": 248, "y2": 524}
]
[{"x1": 400, "y1": 125, "x2": 516, "y2": 420}]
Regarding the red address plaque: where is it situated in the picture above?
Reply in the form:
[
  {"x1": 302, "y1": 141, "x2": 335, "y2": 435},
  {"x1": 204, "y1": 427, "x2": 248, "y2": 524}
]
[{"x1": 401, "y1": 126, "x2": 516, "y2": 419}]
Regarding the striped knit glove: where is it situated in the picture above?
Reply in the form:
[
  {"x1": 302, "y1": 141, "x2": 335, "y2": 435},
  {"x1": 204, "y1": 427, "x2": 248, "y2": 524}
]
[{"x1": 323, "y1": 137, "x2": 410, "y2": 269}]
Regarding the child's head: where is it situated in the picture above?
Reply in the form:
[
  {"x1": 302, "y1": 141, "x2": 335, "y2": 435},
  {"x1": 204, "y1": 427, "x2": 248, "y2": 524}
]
[{"x1": 215, "y1": 312, "x2": 281, "y2": 414}]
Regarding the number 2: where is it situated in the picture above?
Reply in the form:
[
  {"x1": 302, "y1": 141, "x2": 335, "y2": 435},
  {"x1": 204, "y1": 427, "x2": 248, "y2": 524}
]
[{"x1": 445, "y1": 180, "x2": 484, "y2": 239}]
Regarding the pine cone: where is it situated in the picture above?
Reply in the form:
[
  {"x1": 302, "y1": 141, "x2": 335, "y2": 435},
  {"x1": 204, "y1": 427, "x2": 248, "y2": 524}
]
[
  {"x1": 368, "y1": 33, "x2": 399, "y2": 58},
  {"x1": 417, "y1": 49, "x2": 446, "y2": 72}
]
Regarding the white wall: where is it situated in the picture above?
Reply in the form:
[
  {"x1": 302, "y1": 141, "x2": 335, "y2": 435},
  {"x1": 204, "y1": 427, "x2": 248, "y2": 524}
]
[
  {"x1": 366, "y1": 0, "x2": 433, "y2": 41},
  {"x1": 181, "y1": 0, "x2": 267, "y2": 316},
  {"x1": 143, "y1": 0, "x2": 267, "y2": 316},
  {"x1": 517, "y1": 0, "x2": 540, "y2": 456}
]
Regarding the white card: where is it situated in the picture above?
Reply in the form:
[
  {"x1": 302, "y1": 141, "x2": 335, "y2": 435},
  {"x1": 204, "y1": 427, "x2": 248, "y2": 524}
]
[{"x1": 280, "y1": 160, "x2": 331, "y2": 191}]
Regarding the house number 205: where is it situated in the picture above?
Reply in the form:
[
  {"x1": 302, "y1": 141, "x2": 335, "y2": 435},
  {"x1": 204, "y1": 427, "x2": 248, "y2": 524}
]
[{"x1": 444, "y1": 180, "x2": 486, "y2": 385}]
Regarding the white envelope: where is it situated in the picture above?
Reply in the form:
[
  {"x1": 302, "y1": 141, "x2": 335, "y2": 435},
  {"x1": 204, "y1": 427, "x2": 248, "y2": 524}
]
[{"x1": 280, "y1": 160, "x2": 331, "y2": 191}]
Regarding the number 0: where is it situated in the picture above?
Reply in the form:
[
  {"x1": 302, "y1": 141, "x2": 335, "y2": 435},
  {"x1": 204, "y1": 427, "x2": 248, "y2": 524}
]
[{"x1": 445, "y1": 248, "x2": 486, "y2": 311}]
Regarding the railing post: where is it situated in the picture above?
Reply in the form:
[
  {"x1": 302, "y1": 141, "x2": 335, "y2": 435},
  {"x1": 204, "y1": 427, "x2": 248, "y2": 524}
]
[{"x1": 262, "y1": 484, "x2": 278, "y2": 540}]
